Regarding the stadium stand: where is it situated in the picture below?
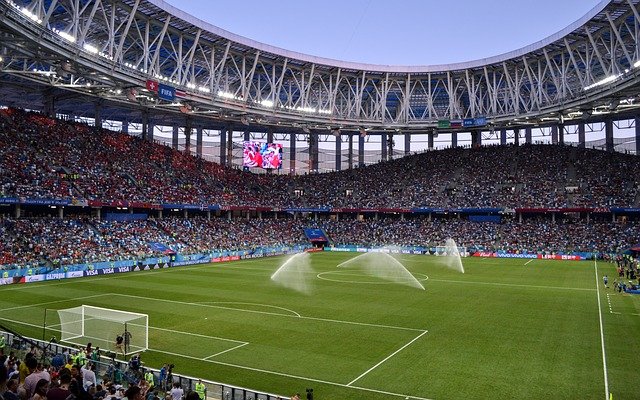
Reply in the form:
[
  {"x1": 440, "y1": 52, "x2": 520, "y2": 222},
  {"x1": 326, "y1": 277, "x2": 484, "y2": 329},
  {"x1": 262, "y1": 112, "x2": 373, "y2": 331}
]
[{"x1": 1, "y1": 107, "x2": 640, "y2": 272}]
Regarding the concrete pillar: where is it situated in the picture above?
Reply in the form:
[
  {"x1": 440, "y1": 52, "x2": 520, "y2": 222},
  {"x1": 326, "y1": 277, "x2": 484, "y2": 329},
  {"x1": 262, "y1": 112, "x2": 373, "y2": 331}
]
[
  {"x1": 586, "y1": 213, "x2": 590, "y2": 223},
  {"x1": 220, "y1": 127, "x2": 227, "y2": 165},
  {"x1": 290, "y1": 132, "x2": 296, "y2": 175},
  {"x1": 551, "y1": 126, "x2": 558, "y2": 145},
  {"x1": 207, "y1": 210, "x2": 211, "y2": 221},
  {"x1": 196, "y1": 127, "x2": 203, "y2": 158},
  {"x1": 184, "y1": 209, "x2": 188, "y2": 218},
  {"x1": 404, "y1": 132, "x2": 411, "y2": 155},
  {"x1": 552, "y1": 212, "x2": 556, "y2": 223},
  {"x1": 227, "y1": 211, "x2": 232, "y2": 221},
  {"x1": 558, "y1": 124, "x2": 565, "y2": 145},
  {"x1": 258, "y1": 211, "x2": 263, "y2": 220},
  {"x1": 514, "y1": 128, "x2": 519, "y2": 146},
  {"x1": 335, "y1": 135, "x2": 342, "y2": 171},
  {"x1": 95, "y1": 208, "x2": 101, "y2": 220},
  {"x1": 381, "y1": 133, "x2": 388, "y2": 161},
  {"x1": 578, "y1": 122, "x2": 586, "y2": 149},
  {"x1": 121, "y1": 120, "x2": 129, "y2": 135},
  {"x1": 605, "y1": 118, "x2": 614, "y2": 152},
  {"x1": 58, "y1": 207, "x2": 64, "y2": 219},
  {"x1": 525, "y1": 127, "x2": 532, "y2": 144},
  {"x1": 158, "y1": 209, "x2": 163, "y2": 219},
  {"x1": 518, "y1": 213, "x2": 522, "y2": 223},
  {"x1": 451, "y1": 132, "x2": 457, "y2": 148},
  {"x1": 172, "y1": 126, "x2": 179, "y2": 150},
  {"x1": 428, "y1": 212, "x2": 432, "y2": 222},
  {"x1": 500, "y1": 129, "x2": 507, "y2": 145},
  {"x1": 428, "y1": 132, "x2": 434, "y2": 150},
  {"x1": 400, "y1": 213, "x2": 405, "y2": 221},
  {"x1": 244, "y1": 129, "x2": 250, "y2": 142},
  {"x1": 358, "y1": 134, "x2": 365, "y2": 167}
]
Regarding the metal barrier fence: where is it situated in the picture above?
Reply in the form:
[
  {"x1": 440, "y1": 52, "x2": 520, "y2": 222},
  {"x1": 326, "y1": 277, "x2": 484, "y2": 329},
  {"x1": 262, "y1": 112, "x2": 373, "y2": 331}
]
[{"x1": 0, "y1": 331, "x2": 287, "y2": 400}]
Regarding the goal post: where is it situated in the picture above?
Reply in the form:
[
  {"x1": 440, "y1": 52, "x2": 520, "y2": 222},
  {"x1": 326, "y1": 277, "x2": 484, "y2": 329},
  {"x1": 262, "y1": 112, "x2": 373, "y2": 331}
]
[{"x1": 56, "y1": 305, "x2": 148, "y2": 355}]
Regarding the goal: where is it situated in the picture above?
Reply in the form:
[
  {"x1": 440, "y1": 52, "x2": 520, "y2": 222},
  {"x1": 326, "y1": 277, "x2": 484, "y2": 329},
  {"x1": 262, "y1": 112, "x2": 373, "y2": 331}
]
[
  {"x1": 434, "y1": 245, "x2": 468, "y2": 257},
  {"x1": 56, "y1": 305, "x2": 148, "y2": 355}
]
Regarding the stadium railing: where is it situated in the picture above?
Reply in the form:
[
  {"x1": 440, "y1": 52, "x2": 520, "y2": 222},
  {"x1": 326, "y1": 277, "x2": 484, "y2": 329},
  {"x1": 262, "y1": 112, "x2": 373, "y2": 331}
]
[{"x1": 0, "y1": 330, "x2": 286, "y2": 400}]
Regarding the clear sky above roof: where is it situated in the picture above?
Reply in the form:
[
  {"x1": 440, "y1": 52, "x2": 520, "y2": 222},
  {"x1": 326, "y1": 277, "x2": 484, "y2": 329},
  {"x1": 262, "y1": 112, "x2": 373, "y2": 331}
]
[{"x1": 165, "y1": 0, "x2": 601, "y2": 66}]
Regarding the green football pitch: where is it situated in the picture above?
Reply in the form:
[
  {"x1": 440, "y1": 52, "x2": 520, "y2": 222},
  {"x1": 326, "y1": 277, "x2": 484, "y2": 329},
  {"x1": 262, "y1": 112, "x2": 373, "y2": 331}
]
[{"x1": 1, "y1": 252, "x2": 639, "y2": 400}]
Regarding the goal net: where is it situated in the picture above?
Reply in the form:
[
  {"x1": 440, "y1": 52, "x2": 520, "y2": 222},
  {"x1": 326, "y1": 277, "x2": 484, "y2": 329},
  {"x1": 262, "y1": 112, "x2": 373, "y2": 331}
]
[
  {"x1": 434, "y1": 245, "x2": 468, "y2": 257},
  {"x1": 56, "y1": 305, "x2": 148, "y2": 355}
]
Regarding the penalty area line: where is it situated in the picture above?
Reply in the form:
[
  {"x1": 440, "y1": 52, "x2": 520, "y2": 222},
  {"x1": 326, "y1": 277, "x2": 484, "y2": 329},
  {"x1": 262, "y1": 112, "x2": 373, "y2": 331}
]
[
  {"x1": 347, "y1": 330, "x2": 429, "y2": 386},
  {"x1": 202, "y1": 343, "x2": 249, "y2": 360},
  {"x1": 147, "y1": 347, "x2": 434, "y2": 400}
]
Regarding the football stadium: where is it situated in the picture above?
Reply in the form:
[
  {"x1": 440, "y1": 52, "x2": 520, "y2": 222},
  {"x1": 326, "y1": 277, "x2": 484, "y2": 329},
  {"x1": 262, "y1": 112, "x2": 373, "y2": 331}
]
[{"x1": 0, "y1": 1, "x2": 640, "y2": 399}]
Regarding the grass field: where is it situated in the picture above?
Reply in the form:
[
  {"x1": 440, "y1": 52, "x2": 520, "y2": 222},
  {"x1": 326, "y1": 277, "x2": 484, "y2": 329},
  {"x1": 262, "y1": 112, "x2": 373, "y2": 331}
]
[{"x1": 1, "y1": 252, "x2": 639, "y2": 400}]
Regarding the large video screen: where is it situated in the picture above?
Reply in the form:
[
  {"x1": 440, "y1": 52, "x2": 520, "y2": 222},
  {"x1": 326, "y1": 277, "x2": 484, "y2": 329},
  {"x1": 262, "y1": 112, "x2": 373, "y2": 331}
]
[{"x1": 243, "y1": 141, "x2": 283, "y2": 169}]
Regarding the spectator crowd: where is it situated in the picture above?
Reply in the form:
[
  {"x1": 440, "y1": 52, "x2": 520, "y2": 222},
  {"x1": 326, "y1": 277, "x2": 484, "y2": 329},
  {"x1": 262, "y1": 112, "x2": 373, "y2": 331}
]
[{"x1": 1, "y1": 107, "x2": 640, "y2": 271}]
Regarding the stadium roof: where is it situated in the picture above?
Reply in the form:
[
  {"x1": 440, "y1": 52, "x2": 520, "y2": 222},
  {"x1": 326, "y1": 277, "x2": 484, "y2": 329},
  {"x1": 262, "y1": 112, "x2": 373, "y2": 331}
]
[{"x1": 0, "y1": 0, "x2": 640, "y2": 133}]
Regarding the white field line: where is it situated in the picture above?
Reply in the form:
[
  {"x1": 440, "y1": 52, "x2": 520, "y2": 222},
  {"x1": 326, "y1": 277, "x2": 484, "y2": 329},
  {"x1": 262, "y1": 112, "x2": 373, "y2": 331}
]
[
  {"x1": 195, "y1": 302, "x2": 301, "y2": 317},
  {"x1": 0, "y1": 259, "x2": 265, "y2": 293},
  {"x1": 428, "y1": 278, "x2": 595, "y2": 292},
  {"x1": 202, "y1": 343, "x2": 249, "y2": 360},
  {"x1": 524, "y1": 259, "x2": 534, "y2": 266},
  {"x1": 111, "y1": 293, "x2": 425, "y2": 332},
  {"x1": 1, "y1": 293, "x2": 107, "y2": 312},
  {"x1": 150, "y1": 326, "x2": 247, "y2": 345},
  {"x1": 346, "y1": 330, "x2": 428, "y2": 386},
  {"x1": 0, "y1": 316, "x2": 246, "y2": 353},
  {"x1": 148, "y1": 347, "x2": 434, "y2": 400},
  {"x1": 594, "y1": 259, "x2": 610, "y2": 400}
]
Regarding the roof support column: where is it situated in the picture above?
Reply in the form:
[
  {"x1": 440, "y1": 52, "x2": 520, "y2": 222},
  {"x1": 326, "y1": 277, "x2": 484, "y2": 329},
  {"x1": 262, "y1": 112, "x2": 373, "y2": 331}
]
[
  {"x1": 381, "y1": 133, "x2": 388, "y2": 161},
  {"x1": 358, "y1": 133, "x2": 365, "y2": 167},
  {"x1": 451, "y1": 132, "x2": 457, "y2": 148},
  {"x1": 500, "y1": 129, "x2": 507, "y2": 145},
  {"x1": 227, "y1": 127, "x2": 233, "y2": 167},
  {"x1": 551, "y1": 125, "x2": 558, "y2": 145},
  {"x1": 309, "y1": 132, "x2": 319, "y2": 172},
  {"x1": 348, "y1": 133, "x2": 354, "y2": 169},
  {"x1": 525, "y1": 127, "x2": 532, "y2": 144},
  {"x1": 472, "y1": 129, "x2": 482, "y2": 148},
  {"x1": 404, "y1": 132, "x2": 411, "y2": 155},
  {"x1": 196, "y1": 127, "x2": 203, "y2": 158},
  {"x1": 335, "y1": 134, "x2": 342, "y2": 171},
  {"x1": 635, "y1": 116, "x2": 640, "y2": 155},
  {"x1": 605, "y1": 118, "x2": 614, "y2": 153},
  {"x1": 289, "y1": 132, "x2": 296, "y2": 175},
  {"x1": 184, "y1": 118, "x2": 191, "y2": 154},
  {"x1": 578, "y1": 122, "x2": 586, "y2": 149},
  {"x1": 219, "y1": 126, "x2": 227, "y2": 165},
  {"x1": 172, "y1": 126, "x2": 179, "y2": 150}
]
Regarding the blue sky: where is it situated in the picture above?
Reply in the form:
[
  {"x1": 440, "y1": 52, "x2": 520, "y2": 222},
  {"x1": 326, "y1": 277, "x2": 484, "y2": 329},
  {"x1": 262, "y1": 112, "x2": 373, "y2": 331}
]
[{"x1": 165, "y1": 0, "x2": 601, "y2": 65}]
